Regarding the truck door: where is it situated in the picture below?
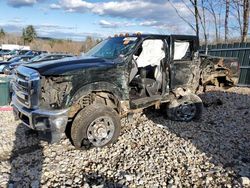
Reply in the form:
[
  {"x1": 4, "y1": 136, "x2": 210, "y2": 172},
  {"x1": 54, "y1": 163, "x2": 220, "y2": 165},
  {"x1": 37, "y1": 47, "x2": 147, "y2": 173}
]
[{"x1": 169, "y1": 35, "x2": 200, "y2": 92}]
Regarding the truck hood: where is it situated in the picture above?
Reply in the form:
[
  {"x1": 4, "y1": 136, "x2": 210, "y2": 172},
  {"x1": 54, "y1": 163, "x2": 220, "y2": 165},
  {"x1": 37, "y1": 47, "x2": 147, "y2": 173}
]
[{"x1": 24, "y1": 56, "x2": 115, "y2": 75}]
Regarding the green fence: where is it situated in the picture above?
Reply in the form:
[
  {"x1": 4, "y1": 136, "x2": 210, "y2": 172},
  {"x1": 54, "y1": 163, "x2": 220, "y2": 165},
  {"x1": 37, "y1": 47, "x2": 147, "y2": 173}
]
[
  {"x1": 0, "y1": 77, "x2": 10, "y2": 106},
  {"x1": 200, "y1": 42, "x2": 250, "y2": 86}
]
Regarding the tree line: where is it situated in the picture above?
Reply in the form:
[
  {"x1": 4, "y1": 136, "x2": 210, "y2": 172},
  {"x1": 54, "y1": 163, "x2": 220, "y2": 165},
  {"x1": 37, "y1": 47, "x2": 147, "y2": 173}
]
[
  {"x1": 170, "y1": 0, "x2": 249, "y2": 47},
  {"x1": 0, "y1": 25, "x2": 38, "y2": 45},
  {"x1": 0, "y1": 26, "x2": 100, "y2": 55},
  {"x1": 1, "y1": 1, "x2": 249, "y2": 52}
]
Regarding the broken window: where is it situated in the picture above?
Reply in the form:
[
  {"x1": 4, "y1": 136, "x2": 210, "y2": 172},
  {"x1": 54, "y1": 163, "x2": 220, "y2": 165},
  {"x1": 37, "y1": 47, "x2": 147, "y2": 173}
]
[{"x1": 85, "y1": 37, "x2": 138, "y2": 59}]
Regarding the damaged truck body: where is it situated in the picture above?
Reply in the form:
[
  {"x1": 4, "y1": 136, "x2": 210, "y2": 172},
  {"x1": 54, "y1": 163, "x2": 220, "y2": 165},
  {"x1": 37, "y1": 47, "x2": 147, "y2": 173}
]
[{"x1": 12, "y1": 34, "x2": 239, "y2": 149}]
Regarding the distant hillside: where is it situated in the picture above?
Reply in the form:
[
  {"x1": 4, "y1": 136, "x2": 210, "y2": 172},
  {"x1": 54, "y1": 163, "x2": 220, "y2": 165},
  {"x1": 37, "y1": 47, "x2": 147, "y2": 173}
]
[{"x1": 0, "y1": 33, "x2": 101, "y2": 55}]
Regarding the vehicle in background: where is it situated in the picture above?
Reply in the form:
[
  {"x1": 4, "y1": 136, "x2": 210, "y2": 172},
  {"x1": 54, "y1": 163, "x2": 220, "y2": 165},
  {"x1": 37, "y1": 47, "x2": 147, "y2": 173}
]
[
  {"x1": 0, "y1": 49, "x2": 11, "y2": 54},
  {"x1": 0, "y1": 44, "x2": 30, "y2": 60},
  {"x1": 1, "y1": 50, "x2": 47, "y2": 62},
  {"x1": 4, "y1": 50, "x2": 43, "y2": 61},
  {"x1": 28, "y1": 53, "x2": 73, "y2": 63},
  {"x1": 17, "y1": 50, "x2": 31, "y2": 56},
  {"x1": 2, "y1": 53, "x2": 73, "y2": 74},
  {"x1": 0, "y1": 44, "x2": 30, "y2": 51},
  {"x1": 1, "y1": 49, "x2": 20, "y2": 60},
  {"x1": 1, "y1": 49, "x2": 26, "y2": 61},
  {"x1": 0, "y1": 50, "x2": 46, "y2": 73},
  {"x1": 0, "y1": 49, "x2": 11, "y2": 61},
  {"x1": 0, "y1": 55, "x2": 38, "y2": 73}
]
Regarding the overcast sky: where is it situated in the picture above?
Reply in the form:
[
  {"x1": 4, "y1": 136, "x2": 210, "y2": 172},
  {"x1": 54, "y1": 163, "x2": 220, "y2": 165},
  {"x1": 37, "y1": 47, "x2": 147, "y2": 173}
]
[{"x1": 0, "y1": 0, "x2": 200, "y2": 40}]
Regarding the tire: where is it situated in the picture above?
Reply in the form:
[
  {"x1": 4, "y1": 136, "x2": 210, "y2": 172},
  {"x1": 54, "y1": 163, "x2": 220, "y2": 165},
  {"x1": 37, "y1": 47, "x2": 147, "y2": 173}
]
[
  {"x1": 71, "y1": 103, "x2": 121, "y2": 150},
  {"x1": 166, "y1": 93, "x2": 203, "y2": 122}
]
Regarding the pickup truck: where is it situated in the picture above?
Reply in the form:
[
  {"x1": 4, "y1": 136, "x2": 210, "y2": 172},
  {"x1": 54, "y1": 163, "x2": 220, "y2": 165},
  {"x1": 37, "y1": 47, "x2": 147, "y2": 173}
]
[{"x1": 12, "y1": 34, "x2": 239, "y2": 149}]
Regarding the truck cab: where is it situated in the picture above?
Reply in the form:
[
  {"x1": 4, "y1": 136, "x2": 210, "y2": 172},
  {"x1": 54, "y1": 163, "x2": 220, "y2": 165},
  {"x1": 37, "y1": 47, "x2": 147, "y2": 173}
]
[{"x1": 12, "y1": 34, "x2": 203, "y2": 149}]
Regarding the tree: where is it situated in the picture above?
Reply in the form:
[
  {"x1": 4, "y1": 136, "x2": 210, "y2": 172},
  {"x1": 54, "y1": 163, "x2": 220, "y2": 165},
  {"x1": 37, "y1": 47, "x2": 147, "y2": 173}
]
[
  {"x1": 200, "y1": 0, "x2": 208, "y2": 53},
  {"x1": 48, "y1": 39, "x2": 56, "y2": 49},
  {"x1": 205, "y1": 0, "x2": 223, "y2": 43},
  {"x1": 82, "y1": 36, "x2": 96, "y2": 52},
  {"x1": 242, "y1": 0, "x2": 249, "y2": 42},
  {"x1": 231, "y1": 0, "x2": 243, "y2": 36},
  {"x1": 225, "y1": 0, "x2": 230, "y2": 42},
  {"x1": 96, "y1": 38, "x2": 103, "y2": 44},
  {"x1": 0, "y1": 28, "x2": 5, "y2": 38},
  {"x1": 0, "y1": 28, "x2": 5, "y2": 43},
  {"x1": 169, "y1": 0, "x2": 197, "y2": 34},
  {"x1": 169, "y1": 0, "x2": 248, "y2": 43},
  {"x1": 169, "y1": 0, "x2": 209, "y2": 51},
  {"x1": 230, "y1": 0, "x2": 249, "y2": 42},
  {"x1": 193, "y1": 0, "x2": 200, "y2": 38},
  {"x1": 22, "y1": 25, "x2": 37, "y2": 44}
]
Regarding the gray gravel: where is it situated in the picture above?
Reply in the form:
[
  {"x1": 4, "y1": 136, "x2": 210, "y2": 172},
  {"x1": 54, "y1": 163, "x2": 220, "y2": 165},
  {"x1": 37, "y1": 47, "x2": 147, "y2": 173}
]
[{"x1": 0, "y1": 86, "x2": 249, "y2": 187}]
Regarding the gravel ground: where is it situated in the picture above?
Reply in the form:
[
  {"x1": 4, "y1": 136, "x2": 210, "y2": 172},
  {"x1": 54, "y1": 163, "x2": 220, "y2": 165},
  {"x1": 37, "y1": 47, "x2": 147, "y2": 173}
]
[{"x1": 0, "y1": 86, "x2": 249, "y2": 187}]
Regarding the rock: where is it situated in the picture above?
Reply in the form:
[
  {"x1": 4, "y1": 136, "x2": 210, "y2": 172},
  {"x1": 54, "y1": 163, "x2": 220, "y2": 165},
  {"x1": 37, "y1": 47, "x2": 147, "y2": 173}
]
[
  {"x1": 92, "y1": 185, "x2": 104, "y2": 188},
  {"x1": 205, "y1": 176, "x2": 213, "y2": 184},
  {"x1": 239, "y1": 177, "x2": 250, "y2": 186},
  {"x1": 83, "y1": 183, "x2": 90, "y2": 188},
  {"x1": 65, "y1": 179, "x2": 73, "y2": 185},
  {"x1": 168, "y1": 179, "x2": 174, "y2": 184},
  {"x1": 43, "y1": 172, "x2": 50, "y2": 177},
  {"x1": 74, "y1": 177, "x2": 81, "y2": 183},
  {"x1": 44, "y1": 158, "x2": 50, "y2": 163},
  {"x1": 124, "y1": 175, "x2": 133, "y2": 181},
  {"x1": 0, "y1": 86, "x2": 250, "y2": 187}
]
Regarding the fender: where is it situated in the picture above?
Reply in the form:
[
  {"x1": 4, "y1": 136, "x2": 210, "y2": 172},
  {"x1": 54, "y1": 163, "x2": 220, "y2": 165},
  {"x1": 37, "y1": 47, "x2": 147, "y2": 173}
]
[{"x1": 65, "y1": 81, "x2": 129, "y2": 108}]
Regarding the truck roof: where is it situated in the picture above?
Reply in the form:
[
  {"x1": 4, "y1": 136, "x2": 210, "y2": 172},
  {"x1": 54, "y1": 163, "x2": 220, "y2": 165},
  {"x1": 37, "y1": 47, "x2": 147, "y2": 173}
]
[{"x1": 110, "y1": 34, "x2": 198, "y2": 40}]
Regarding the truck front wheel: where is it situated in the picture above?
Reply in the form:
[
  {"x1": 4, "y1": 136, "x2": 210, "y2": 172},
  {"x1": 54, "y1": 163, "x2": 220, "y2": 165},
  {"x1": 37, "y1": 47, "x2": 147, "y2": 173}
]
[
  {"x1": 71, "y1": 104, "x2": 121, "y2": 149},
  {"x1": 166, "y1": 94, "x2": 203, "y2": 122}
]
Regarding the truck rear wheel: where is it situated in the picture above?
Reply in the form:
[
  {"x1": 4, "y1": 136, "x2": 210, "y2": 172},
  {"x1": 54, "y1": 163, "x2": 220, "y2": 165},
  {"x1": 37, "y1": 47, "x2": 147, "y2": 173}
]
[
  {"x1": 166, "y1": 94, "x2": 203, "y2": 122},
  {"x1": 71, "y1": 104, "x2": 121, "y2": 149}
]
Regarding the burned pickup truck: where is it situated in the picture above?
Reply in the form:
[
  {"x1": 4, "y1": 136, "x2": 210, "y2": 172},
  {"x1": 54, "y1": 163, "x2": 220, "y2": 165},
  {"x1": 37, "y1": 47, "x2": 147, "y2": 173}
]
[{"x1": 12, "y1": 34, "x2": 238, "y2": 149}]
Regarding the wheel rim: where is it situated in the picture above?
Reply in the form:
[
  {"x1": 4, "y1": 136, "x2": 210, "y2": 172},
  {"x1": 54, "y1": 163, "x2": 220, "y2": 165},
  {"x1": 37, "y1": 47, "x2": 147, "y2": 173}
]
[
  {"x1": 175, "y1": 102, "x2": 196, "y2": 121},
  {"x1": 87, "y1": 116, "x2": 115, "y2": 147}
]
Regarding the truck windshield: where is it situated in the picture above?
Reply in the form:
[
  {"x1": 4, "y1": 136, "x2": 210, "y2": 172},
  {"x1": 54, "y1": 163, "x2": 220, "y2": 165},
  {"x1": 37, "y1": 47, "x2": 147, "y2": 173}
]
[{"x1": 85, "y1": 37, "x2": 138, "y2": 59}]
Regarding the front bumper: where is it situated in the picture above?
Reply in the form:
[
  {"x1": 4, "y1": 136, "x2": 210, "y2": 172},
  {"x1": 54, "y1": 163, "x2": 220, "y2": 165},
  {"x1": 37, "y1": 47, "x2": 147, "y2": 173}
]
[{"x1": 12, "y1": 96, "x2": 69, "y2": 142}]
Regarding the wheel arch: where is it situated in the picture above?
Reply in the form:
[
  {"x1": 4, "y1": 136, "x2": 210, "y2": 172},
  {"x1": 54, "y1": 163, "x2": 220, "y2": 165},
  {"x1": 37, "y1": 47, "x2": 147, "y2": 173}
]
[{"x1": 66, "y1": 82, "x2": 127, "y2": 118}]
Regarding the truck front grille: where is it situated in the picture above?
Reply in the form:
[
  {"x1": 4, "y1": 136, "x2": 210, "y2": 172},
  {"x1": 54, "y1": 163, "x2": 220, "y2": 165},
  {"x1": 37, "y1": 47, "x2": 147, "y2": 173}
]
[{"x1": 13, "y1": 66, "x2": 41, "y2": 109}]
